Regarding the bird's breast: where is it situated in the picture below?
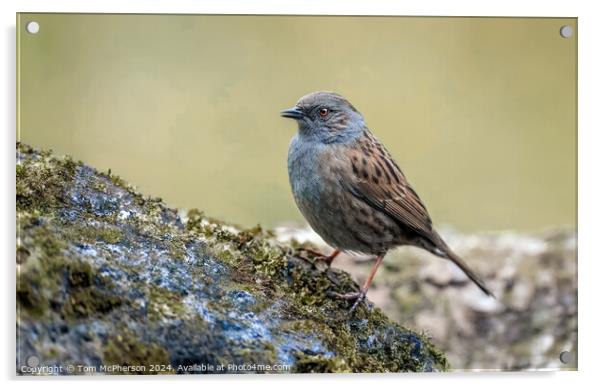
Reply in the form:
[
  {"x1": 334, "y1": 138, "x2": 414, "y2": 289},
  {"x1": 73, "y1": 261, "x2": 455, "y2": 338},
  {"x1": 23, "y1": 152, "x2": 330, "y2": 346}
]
[
  {"x1": 287, "y1": 138, "x2": 351, "y2": 224},
  {"x1": 287, "y1": 136, "x2": 327, "y2": 204}
]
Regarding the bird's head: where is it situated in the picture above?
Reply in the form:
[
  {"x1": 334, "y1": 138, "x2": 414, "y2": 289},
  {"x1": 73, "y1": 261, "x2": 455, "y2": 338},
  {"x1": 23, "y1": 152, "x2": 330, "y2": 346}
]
[{"x1": 281, "y1": 91, "x2": 365, "y2": 144}]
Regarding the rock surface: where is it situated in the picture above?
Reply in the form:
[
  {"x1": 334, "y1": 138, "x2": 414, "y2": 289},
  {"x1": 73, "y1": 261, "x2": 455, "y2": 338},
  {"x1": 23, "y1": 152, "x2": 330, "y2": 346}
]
[
  {"x1": 16, "y1": 143, "x2": 447, "y2": 375},
  {"x1": 277, "y1": 223, "x2": 578, "y2": 370}
]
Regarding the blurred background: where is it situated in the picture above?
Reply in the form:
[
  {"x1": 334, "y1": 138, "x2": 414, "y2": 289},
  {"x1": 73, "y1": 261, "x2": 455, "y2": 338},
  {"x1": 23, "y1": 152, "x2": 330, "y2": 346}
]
[
  {"x1": 18, "y1": 14, "x2": 576, "y2": 233},
  {"x1": 17, "y1": 14, "x2": 577, "y2": 370}
]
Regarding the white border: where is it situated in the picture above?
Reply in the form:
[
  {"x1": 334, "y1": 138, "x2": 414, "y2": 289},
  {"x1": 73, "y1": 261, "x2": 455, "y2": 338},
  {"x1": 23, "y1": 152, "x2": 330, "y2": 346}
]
[{"x1": 2, "y1": 1, "x2": 600, "y2": 388}]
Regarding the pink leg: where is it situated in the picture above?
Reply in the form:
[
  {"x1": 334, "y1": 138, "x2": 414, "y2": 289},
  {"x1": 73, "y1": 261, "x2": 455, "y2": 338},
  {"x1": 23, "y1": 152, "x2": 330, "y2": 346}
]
[{"x1": 329, "y1": 255, "x2": 384, "y2": 312}]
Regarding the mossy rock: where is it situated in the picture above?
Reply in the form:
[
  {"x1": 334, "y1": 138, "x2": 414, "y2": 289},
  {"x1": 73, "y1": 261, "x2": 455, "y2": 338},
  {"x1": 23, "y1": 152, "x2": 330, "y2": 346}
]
[{"x1": 16, "y1": 142, "x2": 447, "y2": 375}]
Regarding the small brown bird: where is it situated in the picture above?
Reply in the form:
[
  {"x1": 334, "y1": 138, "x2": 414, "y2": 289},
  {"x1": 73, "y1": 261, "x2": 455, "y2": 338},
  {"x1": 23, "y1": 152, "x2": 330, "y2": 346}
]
[{"x1": 282, "y1": 91, "x2": 494, "y2": 312}]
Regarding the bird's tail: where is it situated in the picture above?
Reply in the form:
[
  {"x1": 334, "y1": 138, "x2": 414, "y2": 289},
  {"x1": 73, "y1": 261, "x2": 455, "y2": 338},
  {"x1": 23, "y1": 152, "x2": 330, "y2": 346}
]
[{"x1": 429, "y1": 232, "x2": 495, "y2": 298}]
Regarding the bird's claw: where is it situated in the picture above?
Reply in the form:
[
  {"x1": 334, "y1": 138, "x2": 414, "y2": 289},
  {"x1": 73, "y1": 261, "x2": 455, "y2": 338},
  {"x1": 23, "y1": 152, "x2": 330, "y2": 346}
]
[
  {"x1": 316, "y1": 256, "x2": 334, "y2": 267},
  {"x1": 327, "y1": 288, "x2": 367, "y2": 313},
  {"x1": 295, "y1": 248, "x2": 334, "y2": 268},
  {"x1": 300, "y1": 248, "x2": 328, "y2": 258}
]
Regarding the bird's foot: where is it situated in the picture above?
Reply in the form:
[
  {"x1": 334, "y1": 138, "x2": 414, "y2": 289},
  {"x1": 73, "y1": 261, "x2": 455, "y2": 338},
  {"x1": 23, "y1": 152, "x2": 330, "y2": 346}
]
[
  {"x1": 328, "y1": 288, "x2": 367, "y2": 313},
  {"x1": 296, "y1": 248, "x2": 338, "y2": 267},
  {"x1": 300, "y1": 248, "x2": 328, "y2": 258}
]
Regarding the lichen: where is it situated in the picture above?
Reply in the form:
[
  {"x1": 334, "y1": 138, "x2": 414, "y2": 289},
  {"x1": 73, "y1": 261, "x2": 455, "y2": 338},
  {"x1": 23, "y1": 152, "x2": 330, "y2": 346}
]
[
  {"x1": 16, "y1": 142, "x2": 79, "y2": 214},
  {"x1": 146, "y1": 285, "x2": 188, "y2": 322},
  {"x1": 16, "y1": 143, "x2": 447, "y2": 375},
  {"x1": 103, "y1": 330, "x2": 171, "y2": 375},
  {"x1": 61, "y1": 260, "x2": 124, "y2": 320},
  {"x1": 292, "y1": 353, "x2": 350, "y2": 373}
]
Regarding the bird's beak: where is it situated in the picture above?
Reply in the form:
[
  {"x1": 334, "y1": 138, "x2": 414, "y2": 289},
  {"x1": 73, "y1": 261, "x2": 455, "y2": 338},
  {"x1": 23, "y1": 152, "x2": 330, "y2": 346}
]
[{"x1": 280, "y1": 107, "x2": 304, "y2": 119}]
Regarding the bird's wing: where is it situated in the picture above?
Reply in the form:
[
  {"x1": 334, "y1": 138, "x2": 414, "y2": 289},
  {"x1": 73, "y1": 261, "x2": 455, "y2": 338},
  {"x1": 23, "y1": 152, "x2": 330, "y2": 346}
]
[
  {"x1": 341, "y1": 132, "x2": 434, "y2": 240},
  {"x1": 339, "y1": 131, "x2": 495, "y2": 297}
]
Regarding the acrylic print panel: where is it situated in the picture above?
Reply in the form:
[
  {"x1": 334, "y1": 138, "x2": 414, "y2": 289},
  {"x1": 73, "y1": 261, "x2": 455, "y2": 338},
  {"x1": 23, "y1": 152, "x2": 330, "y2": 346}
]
[{"x1": 16, "y1": 14, "x2": 577, "y2": 374}]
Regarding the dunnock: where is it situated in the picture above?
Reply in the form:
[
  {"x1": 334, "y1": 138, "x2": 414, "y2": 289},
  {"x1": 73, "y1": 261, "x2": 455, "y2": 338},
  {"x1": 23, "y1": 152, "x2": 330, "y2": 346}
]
[{"x1": 281, "y1": 91, "x2": 493, "y2": 312}]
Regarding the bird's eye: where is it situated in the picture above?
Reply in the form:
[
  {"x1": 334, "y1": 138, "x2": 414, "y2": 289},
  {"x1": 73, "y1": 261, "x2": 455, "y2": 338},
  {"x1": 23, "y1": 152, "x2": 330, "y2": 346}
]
[{"x1": 319, "y1": 108, "x2": 329, "y2": 117}]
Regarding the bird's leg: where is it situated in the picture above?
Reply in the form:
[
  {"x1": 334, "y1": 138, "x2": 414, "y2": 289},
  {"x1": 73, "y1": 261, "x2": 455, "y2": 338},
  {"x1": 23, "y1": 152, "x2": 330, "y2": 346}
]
[
  {"x1": 299, "y1": 248, "x2": 341, "y2": 266},
  {"x1": 321, "y1": 249, "x2": 341, "y2": 266},
  {"x1": 329, "y1": 255, "x2": 384, "y2": 312}
]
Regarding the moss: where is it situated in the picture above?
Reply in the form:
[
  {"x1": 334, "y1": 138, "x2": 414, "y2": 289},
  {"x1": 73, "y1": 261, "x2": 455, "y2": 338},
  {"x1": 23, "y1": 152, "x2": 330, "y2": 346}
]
[
  {"x1": 185, "y1": 208, "x2": 205, "y2": 232},
  {"x1": 235, "y1": 225, "x2": 288, "y2": 278},
  {"x1": 292, "y1": 354, "x2": 350, "y2": 373},
  {"x1": 288, "y1": 266, "x2": 331, "y2": 308},
  {"x1": 36, "y1": 225, "x2": 68, "y2": 257},
  {"x1": 204, "y1": 224, "x2": 448, "y2": 371},
  {"x1": 275, "y1": 265, "x2": 448, "y2": 372},
  {"x1": 62, "y1": 288, "x2": 124, "y2": 319},
  {"x1": 69, "y1": 224, "x2": 123, "y2": 245},
  {"x1": 17, "y1": 215, "x2": 68, "y2": 319},
  {"x1": 17, "y1": 270, "x2": 49, "y2": 318},
  {"x1": 424, "y1": 340, "x2": 449, "y2": 370},
  {"x1": 17, "y1": 213, "x2": 124, "y2": 321},
  {"x1": 165, "y1": 239, "x2": 187, "y2": 262},
  {"x1": 146, "y1": 285, "x2": 188, "y2": 322},
  {"x1": 103, "y1": 331, "x2": 171, "y2": 374},
  {"x1": 208, "y1": 224, "x2": 238, "y2": 242},
  {"x1": 66, "y1": 260, "x2": 94, "y2": 288},
  {"x1": 16, "y1": 246, "x2": 31, "y2": 264},
  {"x1": 199, "y1": 222, "x2": 289, "y2": 281},
  {"x1": 16, "y1": 142, "x2": 79, "y2": 214},
  {"x1": 16, "y1": 143, "x2": 448, "y2": 374},
  {"x1": 207, "y1": 243, "x2": 240, "y2": 268},
  {"x1": 102, "y1": 168, "x2": 130, "y2": 189},
  {"x1": 61, "y1": 261, "x2": 124, "y2": 319},
  {"x1": 222, "y1": 242, "x2": 449, "y2": 372}
]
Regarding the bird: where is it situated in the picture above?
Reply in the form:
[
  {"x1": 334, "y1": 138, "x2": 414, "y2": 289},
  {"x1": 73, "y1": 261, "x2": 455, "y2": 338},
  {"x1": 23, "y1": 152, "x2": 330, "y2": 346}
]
[{"x1": 281, "y1": 91, "x2": 494, "y2": 312}]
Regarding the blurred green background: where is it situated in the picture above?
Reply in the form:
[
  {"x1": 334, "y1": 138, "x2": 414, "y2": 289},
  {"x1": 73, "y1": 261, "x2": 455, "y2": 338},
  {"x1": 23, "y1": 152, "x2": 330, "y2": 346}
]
[{"x1": 17, "y1": 14, "x2": 576, "y2": 232}]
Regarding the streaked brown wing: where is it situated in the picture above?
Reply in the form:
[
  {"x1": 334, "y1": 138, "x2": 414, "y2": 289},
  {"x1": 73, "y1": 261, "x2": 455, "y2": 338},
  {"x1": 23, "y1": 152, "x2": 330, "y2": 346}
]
[
  {"x1": 338, "y1": 131, "x2": 495, "y2": 297},
  {"x1": 342, "y1": 131, "x2": 434, "y2": 240}
]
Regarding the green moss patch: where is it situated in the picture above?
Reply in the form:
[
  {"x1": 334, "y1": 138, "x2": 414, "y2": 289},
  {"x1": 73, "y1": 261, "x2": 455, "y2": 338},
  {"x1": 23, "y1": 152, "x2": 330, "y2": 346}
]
[{"x1": 16, "y1": 143, "x2": 447, "y2": 374}]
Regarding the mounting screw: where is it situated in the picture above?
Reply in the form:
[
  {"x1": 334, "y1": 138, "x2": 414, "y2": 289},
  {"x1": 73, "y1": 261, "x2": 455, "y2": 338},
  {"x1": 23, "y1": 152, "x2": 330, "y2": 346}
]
[
  {"x1": 26, "y1": 355, "x2": 39, "y2": 368},
  {"x1": 559, "y1": 351, "x2": 572, "y2": 364},
  {"x1": 26, "y1": 21, "x2": 40, "y2": 34},
  {"x1": 560, "y1": 25, "x2": 573, "y2": 39}
]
